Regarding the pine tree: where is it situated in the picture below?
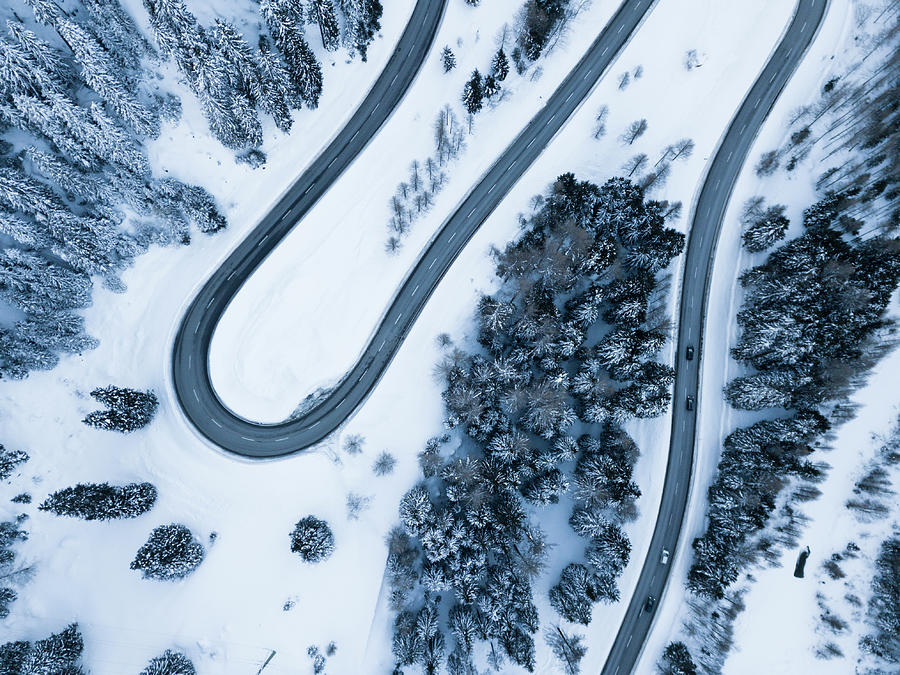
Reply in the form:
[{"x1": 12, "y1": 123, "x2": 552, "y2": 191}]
[
  {"x1": 309, "y1": 0, "x2": 341, "y2": 51},
  {"x1": 0, "y1": 24, "x2": 65, "y2": 98},
  {"x1": 741, "y1": 203, "x2": 790, "y2": 252},
  {"x1": 81, "y1": 0, "x2": 155, "y2": 70},
  {"x1": 53, "y1": 18, "x2": 159, "y2": 137},
  {"x1": 82, "y1": 385, "x2": 159, "y2": 432},
  {"x1": 545, "y1": 626, "x2": 587, "y2": 675},
  {"x1": 491, "y1": 47, "x2": 509, "y2": 81},
  {"x1": 131, "y1": 524, "x2": 205, "y2": 580},
  {"x1": 291, "y1": 36, "x2": 324, "y2": 108},
  {"x1": 256, "y1": 36, "x2": 297, "y2": 132},
  {"x1": 0, "y1": 248, "x2": 92, "y2": 315},
  {"x1": 211, "y1": 20, "x2": 262, "y2": 104},
  {"x1": 343, "y1": 0, "x2": 383, "y2": 61},
  {"x1": 659, "y1": 641, "x2": 697, "y2": 675},
  {"x1": 549, "y1": 563, "x2": 598, "y2": 624},
  {"x1": 140, "y1": 649, "x2": 196, "y2": 675},
  {"x1": 261, "y1": 0, "x2": 324, "y2": 107},
  {"x1": 290, "y1": 515, "x2": 335, "y2": 562},
  {"x1": 440, "y1": 46, "x2": 456, "y2": 72},
  {"x1": 17, "y1": 623, "x2": 84, "y2": 674},
  {"x1": 26, "y1": 147, "x2": 112, "y2": 203},
  {"x1": 483, "y1": 73, "x2": 500, "y2": 99},
  {"x1": 0, "y1": 445, "x2": 28, "y2": 481},
  {"x1": 39, "y1": 482, "x2": 158, "y2": 521},
  {"x1": 462, "y1": 70, "x2": 484, "y2": 115}
]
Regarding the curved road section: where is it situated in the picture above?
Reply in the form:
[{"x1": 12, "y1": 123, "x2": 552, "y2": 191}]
[
  {"x1": 599, "y1": 1, "x2": 828, "y2": 673},
  {"x1": 173, "y1": 0, "x2": 657, "y2": 457},
  {"x1": 172, "y1": 0, "x2": 446, "y2": 450}
]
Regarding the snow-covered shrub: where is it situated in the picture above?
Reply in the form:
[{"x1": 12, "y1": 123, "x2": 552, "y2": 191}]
[
  {"x1": 82, "y1": 386, "x2": 158, "y2": 433},
  {"x1": 131, "y1": 524, "x2": 205, "y2": 581},
  {"x1": 0, "y1": 623, "x2": 84, "y2": 674},
  {"x1": 343, "y1": 434, "x2": 365, "y2": 455},
  {"x1": 345, "y1": 493, "x2": 371, "y2": 521},
  {"x1": 659, "y1": 641, "x2": 697, "y2": 674},
  {"x1": 373, "y1": 451, "x2": 397, "y2": 476},
  {"x1": 39, "y1": 482, "x2": 157, "y2": 520},
  {"x1": 140, "y1": 649, "x2": 196, "y2": 675},
  {"x1": 0, "y1": 445, "x2": 28, "y2": 481},
  {"x1": 0, "y1": 519, "x2": 28, "y2": 620},
  {"x1": 289, "y1": 516, "x2": 334, "y2": 563}
]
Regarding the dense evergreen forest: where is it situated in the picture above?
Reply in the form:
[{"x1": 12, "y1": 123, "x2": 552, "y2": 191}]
[
  {"x1": 387, "y1": 174, "x2": 683, "y2": 673},
  {"x1": 0, "y1": 0, "x2": 383, "y2": 380},
  {"x1": 688, "y1": 193, "x2": 900, "y2": 603},
  {"x1": 674, "y1": 11, "x2": 900, "y2": 670}
]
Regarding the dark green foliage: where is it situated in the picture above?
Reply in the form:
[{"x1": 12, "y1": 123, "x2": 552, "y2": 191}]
[
  {"x1": 290, "y1": 515, "x2": 335, "y2": 562},
  {"x1": 659, "y1": 641, "x2": 697, "y2": 674},
  {"x1": 39, "y1": 482, "x2": 157, "y2": 520},
  {"x1": 140, "y1": 648, "x2": 196, "y2": 675},
  {"x1": 131, "y1": 524, "x2": 205, "y2": 581},
  {"x1": 82, "y1": 385, "x2": 158, "y2": 433}
]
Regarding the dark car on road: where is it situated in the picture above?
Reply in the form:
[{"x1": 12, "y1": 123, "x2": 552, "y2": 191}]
[
  {"x1": 644, "y1": 595, "x2": 656, "y2": 612},
  {"x1": 686, "y1": 345, "x2": 694, "y2": 360},
  {"x1": 686, "y1": 395, "x2": 695, "y2": 411}
]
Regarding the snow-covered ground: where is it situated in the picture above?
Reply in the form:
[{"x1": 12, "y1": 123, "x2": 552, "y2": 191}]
[
  {"x1": 208, "y1": 0, "x2": 798, "y2": 428},
  {"x1": 0, "y1": 0, "x2": 867, "y2": 673},
  {"x1": 723, "y1": 345, "x2": 900, "y2": 674},
  {"x1": 636, "y1": 1, "x2": 900, "y2": 673}
]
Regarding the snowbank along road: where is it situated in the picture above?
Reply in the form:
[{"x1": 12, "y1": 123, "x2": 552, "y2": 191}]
[
  {"x1": 173, "y1": 0, "x2": 658, "y2": 457},
  {"x1": 600, "y1": 1, "x2": 828, "y2": 673}
]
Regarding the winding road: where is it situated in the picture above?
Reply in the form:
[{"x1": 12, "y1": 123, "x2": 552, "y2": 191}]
[
  {"x1": 600, "y1": 0, "x2": 828, "y2": 673},
  {"x1": 172, "y1": 0, "x2": 657, "y2": 456},
  {"x1": 171, "y1": 0, "x2": 828, "y2": 672}
]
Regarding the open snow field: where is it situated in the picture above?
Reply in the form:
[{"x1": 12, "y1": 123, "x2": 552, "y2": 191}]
[{"x1": 0, "y1": 0, "x2": 878, "y2": 673}]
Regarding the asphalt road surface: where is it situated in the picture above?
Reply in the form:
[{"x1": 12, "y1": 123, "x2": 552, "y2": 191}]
[
  {"x1": 599, "y1": 1, "x2": 828, "y2": 673},
  {"x1": 172, "y1": 0, "x2": 446, "y2": 451},
  {"x1": 172, "y1": 0, "x2": 657, "y2": 457}
]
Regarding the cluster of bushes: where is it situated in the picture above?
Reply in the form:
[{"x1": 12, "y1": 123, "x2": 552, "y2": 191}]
[{"x1": 386, "y1": 174, "x2": 683, "y2": 672}]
